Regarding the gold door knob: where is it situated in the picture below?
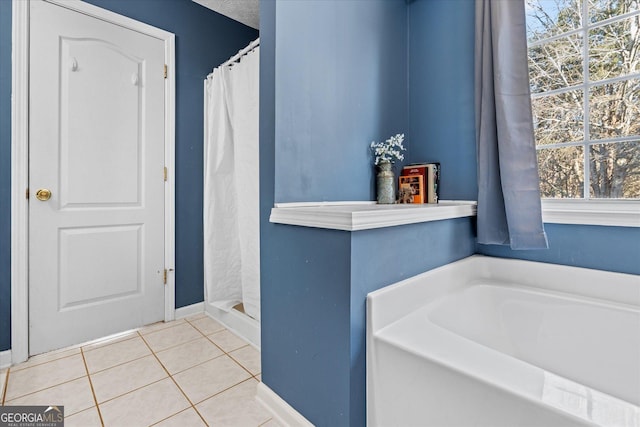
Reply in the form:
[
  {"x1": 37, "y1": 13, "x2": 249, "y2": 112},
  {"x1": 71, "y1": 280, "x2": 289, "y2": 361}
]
[{"x1": 35, "y1": 189, "x2": 52, "y2": 201}]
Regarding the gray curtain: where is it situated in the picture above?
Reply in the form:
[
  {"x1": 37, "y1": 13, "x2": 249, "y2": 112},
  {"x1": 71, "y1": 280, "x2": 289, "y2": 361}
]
[{"x1": 475, "y1": 0, "x2": 548, "y2": 250}]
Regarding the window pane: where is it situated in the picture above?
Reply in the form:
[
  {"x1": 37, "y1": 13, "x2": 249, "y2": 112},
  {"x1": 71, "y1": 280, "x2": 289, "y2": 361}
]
[
  {"x1": 538, "y1": 146, "x2": 585, "y2": 197},
  {"x1": 526, "y1": 0, "x2": 584, "y2": 43},
  {"x1": 533, "y1": 90, "x2": 584, "y2": 145},
  {"x1": 589, "y1": 15, "x2": 640, "y2": 81},
  {"x1": 589, "y1": 78, "x2": 640, "y2": 140},
  {"x1": 588, "y1": 0, "x2": 639, "y2": 23},
  {"x1": 529, "y1": 35, "x2": 583, "y2": 93},
  {"x1": 590, "y1": 141, "x2": 640, "y2": 197}
]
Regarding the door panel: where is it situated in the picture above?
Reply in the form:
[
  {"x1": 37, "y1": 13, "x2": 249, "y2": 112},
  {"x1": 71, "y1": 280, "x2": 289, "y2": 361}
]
[
  {"x1": 58, "y1": 225, "x2": 143, "y2": 309},
  {"x1": 60, "y1": 38, "x2": 142, "y2": 207},
  {"x1": 29, "y1": 0, "x2": 166, "y2": 355}
]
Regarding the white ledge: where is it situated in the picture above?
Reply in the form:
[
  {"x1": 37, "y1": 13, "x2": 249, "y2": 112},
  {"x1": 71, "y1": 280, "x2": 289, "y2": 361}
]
[
  {"x1": 541, "y1": 199, "x2": 640, "y2": 227},
  {"x1": 269, "y1": 201, "x2": 477, "y2": 231}
]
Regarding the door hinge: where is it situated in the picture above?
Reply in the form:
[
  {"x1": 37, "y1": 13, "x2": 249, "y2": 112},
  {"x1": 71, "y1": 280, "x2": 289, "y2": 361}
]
[
  {"x1": 164, "y1": 167, "x2": 168, "y2": 182},
  {"x1": 164, "y1": 64, "x2": 168, "y2": 79},
  {"x1": 163, "y1": 268, "x2": 174, "y2": 285},
  {"x1": 26, "y1": 188, "x2": 29, "y2": 199}
]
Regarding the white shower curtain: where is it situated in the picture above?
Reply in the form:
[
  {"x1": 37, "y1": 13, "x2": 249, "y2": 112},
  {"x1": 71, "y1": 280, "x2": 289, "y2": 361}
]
[{"x1": 204, "y1": 45, "x2": 260, "y2": 321}]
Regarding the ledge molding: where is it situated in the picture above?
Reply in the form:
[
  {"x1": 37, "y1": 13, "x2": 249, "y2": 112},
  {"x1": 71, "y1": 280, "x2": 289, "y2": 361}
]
[
  {"x1": 270, "y1": 201, "x2": 477, "y2": 231},
  {"x1": 542, "y1": 199, "x2": 640, "y2": 227}
]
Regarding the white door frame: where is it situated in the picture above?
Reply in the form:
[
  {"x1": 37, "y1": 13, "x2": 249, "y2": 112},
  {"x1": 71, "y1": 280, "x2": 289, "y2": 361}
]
[{"x1": 11, "y1": 0, "x2": 176, "y2": 364}]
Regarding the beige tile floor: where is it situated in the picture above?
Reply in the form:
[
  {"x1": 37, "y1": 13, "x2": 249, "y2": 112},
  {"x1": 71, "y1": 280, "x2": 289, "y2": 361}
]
[{"x1": 0, "y1": 314, "x2": 280, "y2": 427}]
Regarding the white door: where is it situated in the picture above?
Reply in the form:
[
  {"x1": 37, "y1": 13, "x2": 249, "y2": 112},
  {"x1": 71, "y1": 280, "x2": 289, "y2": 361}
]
[{"x1": 29, "y1": 0, "x2": 166, "y2": 355}]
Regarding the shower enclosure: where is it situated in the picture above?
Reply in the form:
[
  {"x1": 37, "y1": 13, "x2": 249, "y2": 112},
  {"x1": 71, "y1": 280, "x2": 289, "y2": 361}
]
[{"x1": 203, "y1": 39, "x2": 260, "y2": 347}]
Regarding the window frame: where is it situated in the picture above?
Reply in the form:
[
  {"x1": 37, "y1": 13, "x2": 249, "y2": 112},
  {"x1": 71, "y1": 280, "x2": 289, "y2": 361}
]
[{"x1": 526, "y1": 0, "x2": 640, "y2": 227}]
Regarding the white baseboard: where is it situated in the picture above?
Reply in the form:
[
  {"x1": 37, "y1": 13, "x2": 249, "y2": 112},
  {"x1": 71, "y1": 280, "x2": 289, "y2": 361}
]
[
  {"x1": 205, "y1": 303, "x2": 260, "y2": 349},
  {"x1": 175, "y1": 302, "x2": 204, "y2": 319},
  {"x1": 256, "y1": 382, "x2": 313, "y2": 426},
  {"x1": 0, "y1": 349, "x2": 12, "y2": 369},
  {"x1": 177, "y1": 301, "x2": 261, "y2": 349}
]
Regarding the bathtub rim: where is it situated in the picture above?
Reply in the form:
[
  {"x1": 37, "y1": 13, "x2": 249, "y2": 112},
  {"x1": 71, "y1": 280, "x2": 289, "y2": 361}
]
[{"x1": 367, "y1": 255, "x2": 639, "y2": 334}]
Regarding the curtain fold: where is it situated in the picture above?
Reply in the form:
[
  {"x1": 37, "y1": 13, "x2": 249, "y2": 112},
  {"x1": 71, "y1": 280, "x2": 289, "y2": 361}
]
[
  {"x1": 204, "y1": 46, "x2": 260, "y2": 320},
  {"x1": 475, "y1": 0, "x2": 548, "y2": 250}
]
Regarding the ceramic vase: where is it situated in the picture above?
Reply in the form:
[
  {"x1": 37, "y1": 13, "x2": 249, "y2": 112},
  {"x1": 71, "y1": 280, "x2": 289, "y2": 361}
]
[{"x1": 376, "y1": 161, "x2": 395, "y2": 204}]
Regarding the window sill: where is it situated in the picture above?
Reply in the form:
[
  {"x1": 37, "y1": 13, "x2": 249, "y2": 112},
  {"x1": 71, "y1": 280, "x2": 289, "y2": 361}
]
[
  {"x1": 269, "y1": 201, "x2": 477, "y2": 231},
  {"x1": 541, "y1": 199, "x2": 640, "y2": 227}
]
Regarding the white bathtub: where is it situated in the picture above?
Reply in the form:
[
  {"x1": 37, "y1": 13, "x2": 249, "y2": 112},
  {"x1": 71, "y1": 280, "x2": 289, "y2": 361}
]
[{"x1": 367, "y1": 255, "x2": 640, "y2": 427}]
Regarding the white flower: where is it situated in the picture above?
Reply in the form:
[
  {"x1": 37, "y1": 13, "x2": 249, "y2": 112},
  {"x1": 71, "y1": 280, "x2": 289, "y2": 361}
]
[{"x1": 370, "y1": 133, "x2": 405, "y2": 165}]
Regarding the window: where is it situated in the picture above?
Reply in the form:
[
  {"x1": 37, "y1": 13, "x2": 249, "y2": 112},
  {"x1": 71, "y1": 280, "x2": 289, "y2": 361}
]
[{"x1": 526, "y1": 0, "x2": 640, "y2": 200}]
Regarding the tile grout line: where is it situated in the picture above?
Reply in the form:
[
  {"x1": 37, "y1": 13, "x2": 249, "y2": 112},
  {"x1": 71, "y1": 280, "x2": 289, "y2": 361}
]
[
  {"x1": 158, "y1": 352, "x2": 227, "y2": 377},
  {"x1": 94, "y1": 377, "x2": 168, "y2": 407},
  {"x1": 137, "y1": 331, "x2": 211, "y2": 427},
  {"x1": 85, "y1": 352, "x2": 152, "y2": 376},
  {"x1": 1, "y1": 369, "x2": 8, "y2": 405},
  {"x1": 145, "y1": 335, "x2": 204, "y2": 355},
  {"x1": 192, "y1": 320, "x2": 261, "y2": 381},
  {"x1": 3, "y1": 374, "x2": 88, "y2": 406},
  {"x1": 185, "y1": 319, "x2": 252, "y2": 371},
  {"x1": 187, "y1": 319, "x2": 259, "y2": 368},
  {"x1": 3, "y1": 353, "x2": 88, "y2": 404},
  {"x1": 9, "y1": 351, "x2": 81, "y2": 373},
  {"x1": 144, "y1": 322, "x2": 224, "y2": 374},
  {"x1": 148, "y1": 407, "x2": 201, "y2": 427},
  {"x1": 80, "y1": 348, "x2": 105, "y2": 427},
  {"x1": 141, "y1": 322, "x2": 206, "y2": 354},
  {"x1": 193, "y1": 377, "x2": 257, "y2": 407},
  {"x1": 201, "y1": 330, "x2": 250, "y2": 356},
  {"x1": 201, "y1": 333, "x2": 256, "y2": 377},
  {"x1": 258, "y1": 418, "x2": 275, "y2": 427},
  {"x1": 227, "y1": 350, "x2": 259, "y2": 378},
  {"x1": 137, "y1": 319, "x2": 188, "y2": 338}
]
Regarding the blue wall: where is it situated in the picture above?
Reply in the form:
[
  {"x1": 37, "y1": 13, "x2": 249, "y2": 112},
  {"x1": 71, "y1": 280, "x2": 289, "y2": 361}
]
[
  {"x1": 261, "y1": 225, "x2": 353, "y2": 425},
  {"x1": 478, "y1": 224, "x2": 640, "y2": 275},
  {"x1": 0, "y1": 0, "x2": 12, "y2": 352},
  {"x1": 274, "y1": 0, "x2": 407, "y2": 202},
  {"x1": 0, "y1": 0, "x2": 257, "y2": 351},
  {"x1": 408, "y1": 0, "x2": 477, "y2": 200}
]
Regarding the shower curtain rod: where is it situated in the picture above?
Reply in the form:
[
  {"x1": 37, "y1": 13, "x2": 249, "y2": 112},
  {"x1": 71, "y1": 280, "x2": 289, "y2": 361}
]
[{"x1": 219, "y1": 38, "x2": 260, "y2": 69}]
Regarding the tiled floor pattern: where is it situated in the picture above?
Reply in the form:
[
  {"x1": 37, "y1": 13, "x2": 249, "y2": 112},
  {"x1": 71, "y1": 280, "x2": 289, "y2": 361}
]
[{"x1": 0, "y1": 314, "x2": 280, "y2": 427}]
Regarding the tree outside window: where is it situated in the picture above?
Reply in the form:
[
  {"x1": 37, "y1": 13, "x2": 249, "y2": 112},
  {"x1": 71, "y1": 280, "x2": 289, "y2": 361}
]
[{"x1": 526, "y1": 0, "x2": 639, "y2": 199}]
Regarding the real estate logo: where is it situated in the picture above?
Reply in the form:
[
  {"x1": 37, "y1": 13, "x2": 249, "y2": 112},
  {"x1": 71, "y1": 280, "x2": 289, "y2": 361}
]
[{"x1": 0, "y1": 406, "x2": 64, "y2": 427}]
